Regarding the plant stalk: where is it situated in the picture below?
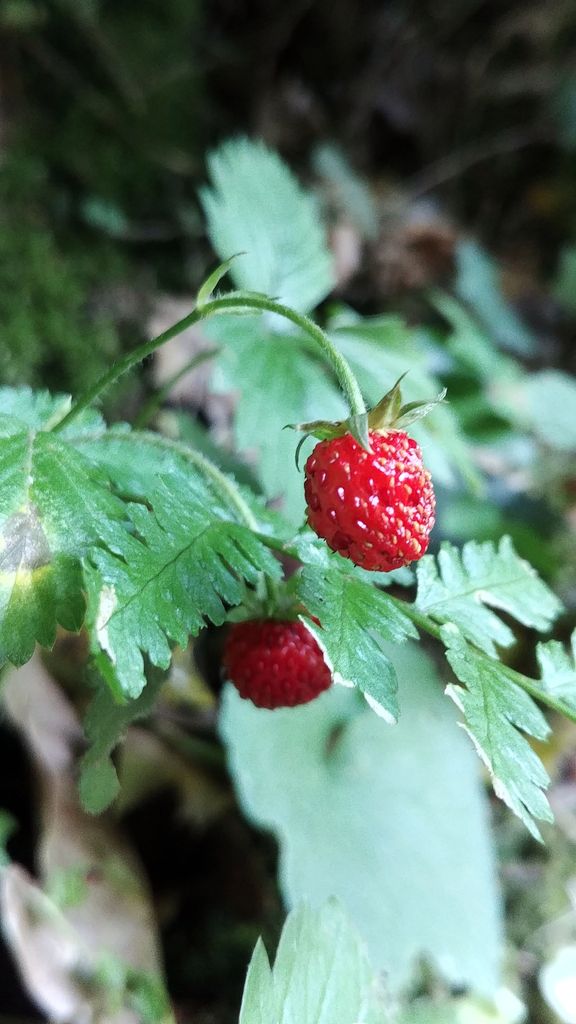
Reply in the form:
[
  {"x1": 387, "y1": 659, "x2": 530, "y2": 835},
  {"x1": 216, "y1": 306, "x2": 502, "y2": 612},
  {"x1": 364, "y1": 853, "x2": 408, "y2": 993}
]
[
  {"x1": 52, "y1": 293, "x2": 366, "y2": 434},
  {"x1": 395, "y1": 597, "x2": 576, "y2": 726}
]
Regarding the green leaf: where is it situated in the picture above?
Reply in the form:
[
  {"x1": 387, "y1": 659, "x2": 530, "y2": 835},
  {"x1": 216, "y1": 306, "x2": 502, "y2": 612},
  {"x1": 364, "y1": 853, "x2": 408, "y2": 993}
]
[
  {"x1": 221, "y1": 643, "x2": 503, "y2": 994},
  {"x1": 522, "y1": 370, "x2": 576, "y2": 451},
  {"x1": 200, "y1": 137, "x2": 334, "y2": 314},
  {"x1": 415, "y1": 538, "x2": 562, "y2": 656},
  {"x1": 442, "y1": 625, "x2": 553, "y2": 839},
  {"x1": 297, "y1": 565, "x2": 417, "y2": 720},
  {"x1": 79, "y1": 671, "x2": 166, "y2": 814},
  {"x1": 536, "y1": 631, "x2": 576, "y2": 709},
  {"x1": 74, "y1": 427, "x2": 288, "y2": 540},
  {"x1": 454, "y1": 240, "x2": 537, "y2": 356},
  {"x1": 313, "y1": 144, "x2": 379, "y2": 240},
  {"x1": 0, "y1": 386, "x2": 105, "y2": 437},
  {"x1": 205, "y1": 315, "x2": 346, "y2": 522},
  {"x1": 0, "y1": 430, "x2": 124, "y2": 664},
  {"x1": 240, "y1": 901, "x2": 389, "y2": 1024},
  {"x1": 431, "y1": 291, "x2": 516, "y2": 384},
  {"x1": 85, "y1": 477, "x2": 281, "y2": 698}
]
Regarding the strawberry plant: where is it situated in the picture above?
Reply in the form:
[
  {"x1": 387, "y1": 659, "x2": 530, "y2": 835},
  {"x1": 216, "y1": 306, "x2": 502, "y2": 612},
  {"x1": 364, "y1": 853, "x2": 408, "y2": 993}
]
[{"x1": 1, "y1": 136, "x2": 576, "y2": 1021}]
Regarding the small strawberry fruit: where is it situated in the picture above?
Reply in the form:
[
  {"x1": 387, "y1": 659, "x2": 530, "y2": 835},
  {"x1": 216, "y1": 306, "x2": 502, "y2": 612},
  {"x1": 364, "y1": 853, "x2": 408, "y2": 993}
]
[
  {"x1": 223, "y1": 619, "x2": 332, "y2": 709},
  {"x1": 293, "y1": 375, "x2": 443, "y2": 572},
  {"x1": 304, "y1": 429, "x2": 435, "y2": 572}
]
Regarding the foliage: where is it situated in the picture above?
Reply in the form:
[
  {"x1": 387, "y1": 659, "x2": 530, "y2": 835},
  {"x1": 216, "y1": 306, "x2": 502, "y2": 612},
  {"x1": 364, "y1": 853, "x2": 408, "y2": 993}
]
[
  {"x1": 1, "y1": 127, "x2": 576, "y2": 1023},
  {"x1": 414, "y1": 537, "x2": 562, "y2": 657},
  {"x1": 239, "y1": 901, "x2": 389, "y2": 1024},
  {"x1": 201, "y1": 137, "x2": 334, "y2": 312},
  {"x1": 221, "y1": 644, "x2": 503, "y2": 994}
]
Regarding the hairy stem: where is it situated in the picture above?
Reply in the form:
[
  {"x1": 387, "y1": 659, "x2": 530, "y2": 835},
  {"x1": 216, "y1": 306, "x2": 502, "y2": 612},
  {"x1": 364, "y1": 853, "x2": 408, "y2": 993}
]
[{"x1": 52, "y1": 292, "x2": 366, "y2": 434}]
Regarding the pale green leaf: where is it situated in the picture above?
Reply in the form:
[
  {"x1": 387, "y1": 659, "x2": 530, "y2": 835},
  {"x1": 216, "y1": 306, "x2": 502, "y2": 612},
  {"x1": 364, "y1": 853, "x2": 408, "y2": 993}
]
[
  {"x1": 536, "y1": 631, "x2": 576, "y2": 708},
  {"x1": 84, "y1": 477, "x2": 281, "y2": 698},
  {"x1": 0, "y1": 385, "x2": 105, "y2": 437},
  {"x1": 0, "y1": 429, "x2": 124, "y2": 664},
  {"x1": 296, "y1": 565, "x2": 417, "y2": 719},
  {"x1": 415, "y1": 538, "x2": 562, "y2": 656},
  {"x1": 313, "y1": 144, "x2": 378, "y2": 239},
  {"x1": 455, "y1": 241, "x2": 537, "y2": 356},
  {"x1": 523, "y1": 370, "x2": 576, "y2": 451},
  {"x1": 442, "y1": 625, "x2": 553, "y2": 839},
  {"x1": 540, "y1": 945, "x2": 576, "y2": 1024},
  {"x1": 240, "y1": 901, "x2": 389, "y2": 1024},
  {"x1": 221, "y1": 642, "x2": 503, "y2": 994},
  {"x1": 201, "y1": 137, "x2": 334, "y2": 313}
]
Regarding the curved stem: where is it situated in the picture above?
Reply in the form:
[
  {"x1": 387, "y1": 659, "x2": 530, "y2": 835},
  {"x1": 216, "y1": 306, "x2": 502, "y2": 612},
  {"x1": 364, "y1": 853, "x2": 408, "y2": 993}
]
[
  {"x1": 53, "y1": 293, "x2": 366, "y2": 434},
  {"x1": 395, "y1": 598, "x2": 576, "y2": 726}
]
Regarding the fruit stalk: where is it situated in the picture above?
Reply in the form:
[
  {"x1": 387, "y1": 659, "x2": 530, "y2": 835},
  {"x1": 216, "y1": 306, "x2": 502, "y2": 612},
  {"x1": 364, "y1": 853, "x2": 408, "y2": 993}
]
[{"x1": 52, "y1": 293, "x2": 366, "y2": 434}]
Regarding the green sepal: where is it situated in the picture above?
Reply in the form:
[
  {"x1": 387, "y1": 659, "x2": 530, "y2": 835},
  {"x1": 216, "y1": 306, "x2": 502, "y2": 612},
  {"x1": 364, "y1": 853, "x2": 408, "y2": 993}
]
[
  {"x1": 367, "y1": 374, "x2": 446, "y2": 431},
  {"x1": 347, "y1": 412, "x2": 370, "y2": 451},
  {"x1": 366, "y1": 372, "x2": 407, "y2": 431},
  {"x1": 287, "y1": 373, "x2": 445, "y2": 469},
  {"x1": 286, "y1": 413, "x2": 371, "y2": 467},
  {"x1": 196, "y1": 255, "x2": 242, "y2": 308},
  {"x1": 394, "y1": 388, "x2": 448, "y2": 429}
]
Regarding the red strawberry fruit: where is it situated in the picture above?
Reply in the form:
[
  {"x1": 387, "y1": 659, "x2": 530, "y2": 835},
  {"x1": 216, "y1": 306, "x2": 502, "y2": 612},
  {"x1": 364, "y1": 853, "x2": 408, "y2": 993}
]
[
  {"x1": 223, "y1": 618, "x2": 332, "y2": 709},
  {"x1": 304, "y1": 429, "x2": 435, "y2": 572}
]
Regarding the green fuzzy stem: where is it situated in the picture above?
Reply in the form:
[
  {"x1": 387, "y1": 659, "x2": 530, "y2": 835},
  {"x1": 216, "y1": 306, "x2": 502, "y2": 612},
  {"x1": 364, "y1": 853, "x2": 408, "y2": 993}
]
[
  {"x1": 395, "y1": 597, "x2": 576, "y2": 726},
  {"x1": 52, "y1": 292, "x2": 366, "y2": 434}
]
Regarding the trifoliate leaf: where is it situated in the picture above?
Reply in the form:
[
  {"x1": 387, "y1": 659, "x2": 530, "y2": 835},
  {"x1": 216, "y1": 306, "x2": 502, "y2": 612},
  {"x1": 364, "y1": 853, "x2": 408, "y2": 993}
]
[
  {"x1": 84, "y1": 477, "x2": 281, "y2": 699},
  {"x1": 442, "y1": 625, "x2": 553, "y2": 839},
  {"x1": 240, "y1": 901, "x2": 390, "y2": 1024},
  {"x1": 296, "y1": 565, "x2": 417, "y2": 720},
  {"x1": 0, "y1": 430, "x2": 124, "y2": 665},
  {"x1": 221, "y1": 642, "x2": 503, "y2": 994},
  {"x1": 79, "y1": 671, "x2": 166, "y2": 814},
  {"x1": 536, "y1": 631, "x2": 576, "y2": 709},
  {"x1": 415, "y1": 538, "x2": 562, "y2": 656},
  {"x1": 200, "y1": 137, "x2": 334, "y2": 313},
  {"x1": 205, "y1": 315, "x2": 346, "y2": 522}
]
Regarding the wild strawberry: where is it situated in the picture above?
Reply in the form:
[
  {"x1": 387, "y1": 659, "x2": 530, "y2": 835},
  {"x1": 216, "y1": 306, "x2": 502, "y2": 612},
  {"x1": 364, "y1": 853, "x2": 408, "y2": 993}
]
[
  {"x1": 223, "y1": 618, "x2": 332, "y2": 709},
  {"x1": 304, "y1": 429, "x2": 435, "y2": 572}
]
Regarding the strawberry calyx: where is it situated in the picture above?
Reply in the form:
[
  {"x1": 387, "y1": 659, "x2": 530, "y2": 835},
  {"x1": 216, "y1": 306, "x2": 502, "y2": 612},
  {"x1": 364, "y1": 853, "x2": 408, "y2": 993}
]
[
  {"x1": 225, "y1": 575, "x2": 319, "y2": 628},
  {"x1": 288, "y1": 374, "x2": 446, "y2": 468}
]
